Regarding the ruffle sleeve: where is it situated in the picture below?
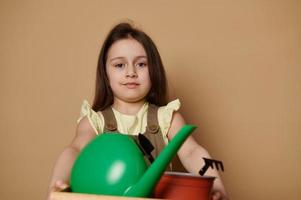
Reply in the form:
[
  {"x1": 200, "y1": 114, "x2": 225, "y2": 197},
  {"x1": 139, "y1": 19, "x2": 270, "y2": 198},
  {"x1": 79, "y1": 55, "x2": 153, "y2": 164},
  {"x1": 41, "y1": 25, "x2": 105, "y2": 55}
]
[
  {"x1": 77, "y1": 100, "x2": 104, "y2": 134},
  {"x1": 158, "y1": 99, "x2": 181, "y2": 144}
]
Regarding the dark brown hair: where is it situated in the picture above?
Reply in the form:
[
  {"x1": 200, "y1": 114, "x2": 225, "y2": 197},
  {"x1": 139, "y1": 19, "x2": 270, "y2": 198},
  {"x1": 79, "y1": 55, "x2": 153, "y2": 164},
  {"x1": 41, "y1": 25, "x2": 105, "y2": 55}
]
[{"x1": 92, "y1": 22, "x2": 168, "y2": 111}]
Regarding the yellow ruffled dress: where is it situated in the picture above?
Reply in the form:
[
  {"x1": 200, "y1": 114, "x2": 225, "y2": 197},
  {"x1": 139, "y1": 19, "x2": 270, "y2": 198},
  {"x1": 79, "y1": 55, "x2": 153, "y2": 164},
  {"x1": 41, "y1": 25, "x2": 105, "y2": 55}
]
[{"x1": 77, "y1": 99, "x2": 181, "y2": 145}]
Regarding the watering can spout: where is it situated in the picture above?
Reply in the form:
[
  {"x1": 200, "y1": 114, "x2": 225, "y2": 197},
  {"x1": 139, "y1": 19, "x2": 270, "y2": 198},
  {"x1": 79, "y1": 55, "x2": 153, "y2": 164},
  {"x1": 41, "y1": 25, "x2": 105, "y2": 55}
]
[{"x1": 123, "y1": 124, "x2": 196, "y2": 197}]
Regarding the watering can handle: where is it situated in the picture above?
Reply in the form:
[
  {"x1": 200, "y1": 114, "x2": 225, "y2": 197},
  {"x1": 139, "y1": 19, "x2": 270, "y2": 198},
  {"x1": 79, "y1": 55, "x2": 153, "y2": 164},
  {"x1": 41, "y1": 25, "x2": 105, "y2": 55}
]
[{"x1": 124, "y1": 124, "x2": 197, "y2": 197}]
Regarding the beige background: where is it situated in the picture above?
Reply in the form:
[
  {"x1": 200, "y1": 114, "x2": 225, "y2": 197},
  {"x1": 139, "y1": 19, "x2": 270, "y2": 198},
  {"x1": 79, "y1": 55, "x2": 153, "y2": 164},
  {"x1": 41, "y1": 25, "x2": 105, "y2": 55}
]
[{"x1": 1, "y1": 0, "x2": 300, "y2": 199}]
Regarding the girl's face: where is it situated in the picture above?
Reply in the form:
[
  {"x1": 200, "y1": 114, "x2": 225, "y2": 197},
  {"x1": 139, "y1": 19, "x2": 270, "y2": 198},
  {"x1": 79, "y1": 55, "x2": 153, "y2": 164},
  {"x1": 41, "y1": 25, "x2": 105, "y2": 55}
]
[{"x1": 106, "y1": 38, "x2": 151, "y2": 104}]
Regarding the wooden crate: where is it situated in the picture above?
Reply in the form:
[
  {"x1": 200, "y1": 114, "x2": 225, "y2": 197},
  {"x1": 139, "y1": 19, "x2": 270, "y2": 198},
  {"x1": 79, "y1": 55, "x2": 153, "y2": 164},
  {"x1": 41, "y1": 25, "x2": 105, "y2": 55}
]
[{"x1": 50, "y1": 188, "x2": 163, "y2": 200}]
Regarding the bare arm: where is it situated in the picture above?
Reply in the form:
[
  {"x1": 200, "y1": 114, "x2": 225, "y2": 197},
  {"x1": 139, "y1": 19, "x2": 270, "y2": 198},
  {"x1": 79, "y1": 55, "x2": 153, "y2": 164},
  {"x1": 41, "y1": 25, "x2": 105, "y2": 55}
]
[
  {"x1": 167, "y1": 112, "x2": 228, "y2": 200},
  {"x1": 47, "y1": 117, "x2": 96, "y2": 195}
]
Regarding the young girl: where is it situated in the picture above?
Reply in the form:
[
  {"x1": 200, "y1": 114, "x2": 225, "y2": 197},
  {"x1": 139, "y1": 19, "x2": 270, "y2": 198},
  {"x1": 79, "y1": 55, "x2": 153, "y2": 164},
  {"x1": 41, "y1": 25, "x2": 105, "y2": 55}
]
[{"x1": 48, "y1": 22, "x2": 228, "y2": 200}]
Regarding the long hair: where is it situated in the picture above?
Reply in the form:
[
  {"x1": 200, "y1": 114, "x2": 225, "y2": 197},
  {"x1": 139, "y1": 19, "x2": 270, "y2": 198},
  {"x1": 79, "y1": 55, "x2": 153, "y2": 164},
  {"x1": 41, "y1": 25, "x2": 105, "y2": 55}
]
[{"x1": 92, "y1": 22, "x2": 168, "y2": 111}]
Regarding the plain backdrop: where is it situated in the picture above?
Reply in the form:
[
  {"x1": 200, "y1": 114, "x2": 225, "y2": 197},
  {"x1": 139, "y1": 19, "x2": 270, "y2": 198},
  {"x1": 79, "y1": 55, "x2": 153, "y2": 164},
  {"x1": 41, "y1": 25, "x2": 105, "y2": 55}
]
[{"x1": 0, "y1": 0, "x2": 300, "y2": 199}]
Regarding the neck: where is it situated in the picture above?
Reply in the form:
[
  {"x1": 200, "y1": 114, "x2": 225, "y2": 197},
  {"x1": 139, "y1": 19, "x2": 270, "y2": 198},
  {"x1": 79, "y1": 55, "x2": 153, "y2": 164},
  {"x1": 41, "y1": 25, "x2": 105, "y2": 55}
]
[{"x1": 112, "y1": 98, "x2": 146, "y2": 115}]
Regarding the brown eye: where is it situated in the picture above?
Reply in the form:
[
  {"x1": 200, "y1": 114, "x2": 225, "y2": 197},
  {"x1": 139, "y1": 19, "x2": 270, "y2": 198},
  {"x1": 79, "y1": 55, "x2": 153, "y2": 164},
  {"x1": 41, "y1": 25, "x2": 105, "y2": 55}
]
[
  {"x1": 137, "y1": 62, "x2": 147, "y2": 67},
  {"x1": 115, "y1": 63, "x2": 124, "y2": 68}
]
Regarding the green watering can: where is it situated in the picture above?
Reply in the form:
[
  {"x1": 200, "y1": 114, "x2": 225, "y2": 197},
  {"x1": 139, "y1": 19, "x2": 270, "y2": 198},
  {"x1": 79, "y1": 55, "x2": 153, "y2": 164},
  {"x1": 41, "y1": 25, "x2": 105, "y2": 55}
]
[{"x1": 70, "y1": 124, "x2": 196, "y2": 197}]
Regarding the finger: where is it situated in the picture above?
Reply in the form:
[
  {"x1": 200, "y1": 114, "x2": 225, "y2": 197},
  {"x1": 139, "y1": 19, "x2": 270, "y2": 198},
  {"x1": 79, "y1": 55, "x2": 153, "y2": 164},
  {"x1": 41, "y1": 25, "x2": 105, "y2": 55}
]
[
  {"x1": 211, "y1": 191, "x2": 222, "y2": 200},
  {"x1": 55, "y1": 180, "x2": 69, "y2": 189}
]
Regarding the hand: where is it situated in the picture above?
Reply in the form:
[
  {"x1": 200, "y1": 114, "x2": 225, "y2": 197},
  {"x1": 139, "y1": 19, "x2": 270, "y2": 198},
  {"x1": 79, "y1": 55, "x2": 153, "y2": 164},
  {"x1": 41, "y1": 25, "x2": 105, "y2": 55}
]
[
  {"x1": 47, "y1": 180, "x2": 69, "y2": 200},
  {"x1": 211, "y1": 191, "x2": 228, "y2": 200}
]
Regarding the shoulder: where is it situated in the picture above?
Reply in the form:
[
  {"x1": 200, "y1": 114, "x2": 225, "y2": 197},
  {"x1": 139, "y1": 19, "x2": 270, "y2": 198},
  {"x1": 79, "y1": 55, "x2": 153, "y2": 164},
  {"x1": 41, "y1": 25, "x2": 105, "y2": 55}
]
[
  {"x1": 156, "y1": 99, "x2": 181, "y2": 140},
  {"x1": 77, "y1": 100, "x2": 105, "y2": 134},
  {"x1": 157, "y1": 99, "x2": 181, "y2": 124},
  {"x1": 157, "y1": 99, "x2": 181, "y2": 113},
  {"x1": 167, "y1": 111, "x2": 186, "y2": 140},
  {"x1": 77, "y1": 116, "x2": 95, "y2": 134},
  {"x1": 170, "y1": 112, "x2": 186, "y2": 126},
  {"x1": 72, "y1": 116, "x2": 97, "y2": 151}
]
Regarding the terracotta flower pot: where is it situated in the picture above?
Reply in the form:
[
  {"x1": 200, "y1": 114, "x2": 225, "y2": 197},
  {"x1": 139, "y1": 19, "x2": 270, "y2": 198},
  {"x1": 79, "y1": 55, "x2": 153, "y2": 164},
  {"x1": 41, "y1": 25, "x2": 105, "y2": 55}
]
[{"x1": 153, "y1": 172, "x2": 215, "y2": 200}]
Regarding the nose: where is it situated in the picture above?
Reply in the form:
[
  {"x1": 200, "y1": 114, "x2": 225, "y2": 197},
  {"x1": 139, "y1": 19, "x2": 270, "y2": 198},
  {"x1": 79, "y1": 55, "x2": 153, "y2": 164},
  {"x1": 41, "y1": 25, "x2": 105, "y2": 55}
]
[{"x1": 126, "y1": 65, "x2": 137, "y2": 78}]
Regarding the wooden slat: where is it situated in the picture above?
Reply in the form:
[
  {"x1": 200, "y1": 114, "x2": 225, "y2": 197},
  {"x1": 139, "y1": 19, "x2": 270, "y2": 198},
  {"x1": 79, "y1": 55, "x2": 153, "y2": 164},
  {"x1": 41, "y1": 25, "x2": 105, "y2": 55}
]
[{"x1": 50, "y1": 191, "x2": 163, "y2": 200}]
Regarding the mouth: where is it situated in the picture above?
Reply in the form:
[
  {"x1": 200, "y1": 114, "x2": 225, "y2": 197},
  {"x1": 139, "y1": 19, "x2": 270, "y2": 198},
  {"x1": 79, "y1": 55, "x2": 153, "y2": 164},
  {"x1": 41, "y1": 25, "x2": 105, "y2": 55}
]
[{"x1": 123, "y1": 82, "x2": 140, "y2": 89}]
